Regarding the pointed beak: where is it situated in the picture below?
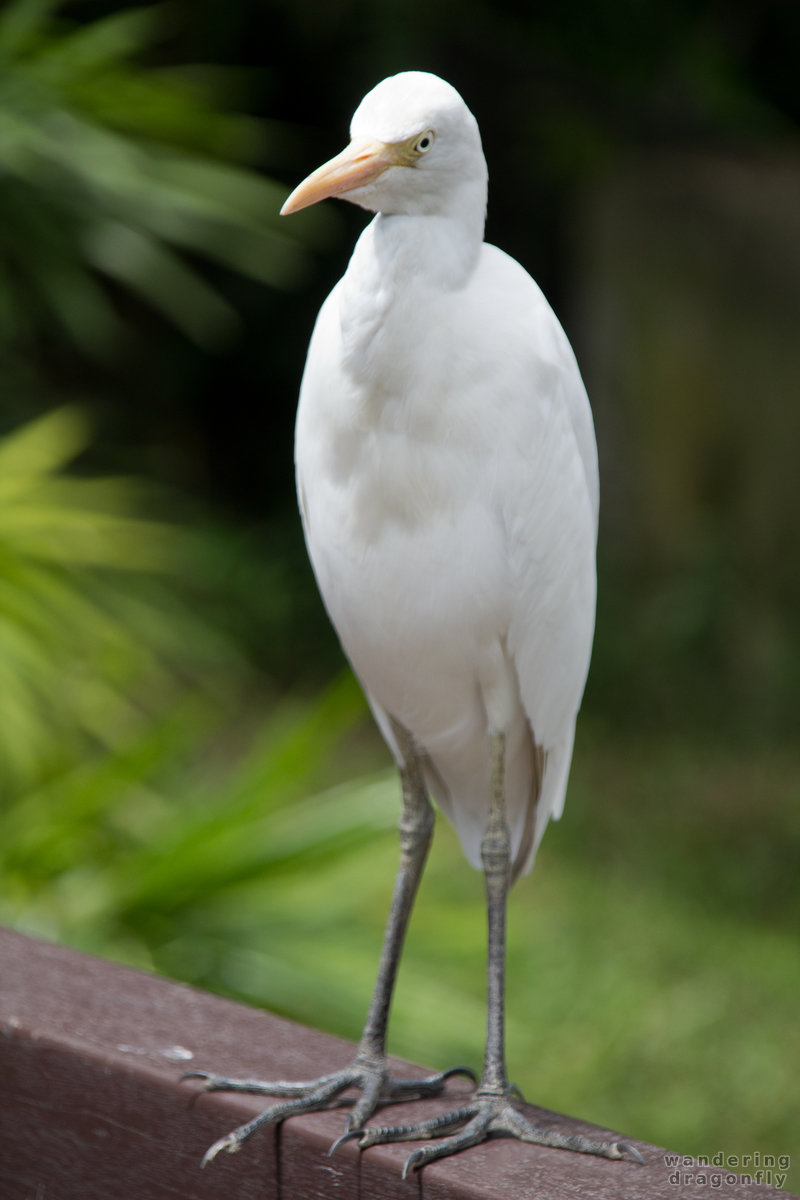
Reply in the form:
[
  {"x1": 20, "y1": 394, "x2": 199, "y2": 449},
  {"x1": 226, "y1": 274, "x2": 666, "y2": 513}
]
[{"x1": 280, "y1": 139, "x2": 397, "y2": 216}]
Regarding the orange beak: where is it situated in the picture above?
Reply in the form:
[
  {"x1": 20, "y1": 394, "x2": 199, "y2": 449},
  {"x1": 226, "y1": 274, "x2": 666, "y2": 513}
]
[{"x1": 280, "y1": 139, "x2": 397, "y2": 216}]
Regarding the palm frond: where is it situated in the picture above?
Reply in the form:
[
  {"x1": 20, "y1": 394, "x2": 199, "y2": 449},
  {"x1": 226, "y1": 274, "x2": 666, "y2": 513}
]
[{"x1": 0, "y1": 0, "x2": 327, "y2": 354}]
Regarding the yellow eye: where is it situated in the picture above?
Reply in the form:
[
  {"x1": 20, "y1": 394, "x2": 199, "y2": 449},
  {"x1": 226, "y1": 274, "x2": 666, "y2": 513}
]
[{"x1": 413, "y1": 129, "x2": 435, "y2": 155}]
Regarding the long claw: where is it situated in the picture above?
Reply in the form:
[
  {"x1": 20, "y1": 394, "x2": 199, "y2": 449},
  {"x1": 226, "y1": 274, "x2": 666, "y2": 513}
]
[
  {"x1": 329, "y1": 1129, "x2": 366, "y2": 1156},
  {"x1": 385, "y1": 1064, "x2": 477, "y2": 1099},
  {"x1": 400, "y1": 1128, "x2": 485, "y2": 1178},
  {"x1": 616, "y1": 1141, "x2": 646, "y2": 1165},
  {"x1": 401, "y1": 1148, "x2": 426, "y2": 1179},
  {"x1": 201, "y1": 1132, "x2": 242, "y2": 1167},
  {"x1": 441, "y1": 1065, "x2": 478, "y2": 1085}
]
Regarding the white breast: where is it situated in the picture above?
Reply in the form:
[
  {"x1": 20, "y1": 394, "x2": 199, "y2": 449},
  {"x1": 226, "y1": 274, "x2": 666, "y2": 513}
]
[{"x1": 295, "y1": 221, "x2": 597, "y2": 876}]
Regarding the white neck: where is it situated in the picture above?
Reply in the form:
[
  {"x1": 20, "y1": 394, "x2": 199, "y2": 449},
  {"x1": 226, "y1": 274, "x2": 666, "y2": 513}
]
[
  {"x1": 358, "y1": 167, "x2": 487, "y2": 287},
  {"x1": 335, "y1": 171, "x2": 487, "y2": 390}
]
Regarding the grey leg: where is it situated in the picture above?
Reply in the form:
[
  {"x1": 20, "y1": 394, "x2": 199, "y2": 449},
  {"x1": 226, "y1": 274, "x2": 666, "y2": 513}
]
[
  {"x1": 478, "y1": 730, "x2": 512, "y2": 1096},
  {"x1": 357, "y1": 718, "x2": 434, "y2": 1065},
  {"x1": 338, "y1": 730, "x2": 644, "y2": 1176},
  {"x1": 184, "y1": 717, "x2": 474, "y2": 1166}
]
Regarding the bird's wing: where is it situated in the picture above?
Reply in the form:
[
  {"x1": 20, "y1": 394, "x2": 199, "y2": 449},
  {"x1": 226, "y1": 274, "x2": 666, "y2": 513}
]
[
  {"x1": 295, "y1": 244, "x2": 596, "y2": 878},
  {"x1": 477, "y1": 246, "x2": 598, "y2": 872}
]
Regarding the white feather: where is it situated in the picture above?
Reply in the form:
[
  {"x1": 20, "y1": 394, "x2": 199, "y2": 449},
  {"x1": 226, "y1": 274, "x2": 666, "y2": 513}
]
[{"x1": 294, "y1": 72, "x2": 597, "y2": 878}]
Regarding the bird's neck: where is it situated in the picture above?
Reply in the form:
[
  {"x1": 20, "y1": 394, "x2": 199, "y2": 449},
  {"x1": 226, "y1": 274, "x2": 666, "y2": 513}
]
[
  {"x1": 371, "y1": 174, "x2": 486, "y2": 288},
  {"x1": 336, "y1": 186, "x2": 485, "y2": 392},
  {"x1": 340, "y1": 199, "x2": 483, "y2": 328},
  {"x1": 381, "y1": 216, "x2": 482, "y2": 289}
]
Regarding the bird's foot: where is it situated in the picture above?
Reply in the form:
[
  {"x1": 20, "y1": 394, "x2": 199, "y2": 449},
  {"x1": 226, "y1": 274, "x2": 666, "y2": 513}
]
[
  {"x1": 182, "y1": 1058, "x2": 476, "y2": 1167},
  {"x1": 333, "y1": 1085, "x2": 645, "y2": 1178}
]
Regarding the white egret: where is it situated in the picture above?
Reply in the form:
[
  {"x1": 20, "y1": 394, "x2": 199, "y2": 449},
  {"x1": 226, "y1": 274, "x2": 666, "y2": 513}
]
[{"x1": 188, "y1": 70, "x2": 640, "y2": 1176}]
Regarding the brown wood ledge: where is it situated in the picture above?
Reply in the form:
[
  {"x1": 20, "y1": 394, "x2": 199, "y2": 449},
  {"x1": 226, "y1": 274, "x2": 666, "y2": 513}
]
[{"x1": 0, "y1": 927, "x2": 794, "y2": 1199}]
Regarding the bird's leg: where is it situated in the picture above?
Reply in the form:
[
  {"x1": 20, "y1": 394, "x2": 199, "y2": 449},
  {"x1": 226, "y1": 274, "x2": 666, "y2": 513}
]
[
  {"x1": 340, "y1": 720, "x2": 477, "y2": 1127},
  {"x1": 338, "y1": 730, "x2": 643, "y2": 1176},
  {"x1": 353, "y1": 721, "x2": 433, "y2": 1071},
  {"x1": 477, "y1": 729, "x2": 513, "y2": 1095},
  {"x1": 183, "y1": 718, "x2": 475, "y2": 1167}
]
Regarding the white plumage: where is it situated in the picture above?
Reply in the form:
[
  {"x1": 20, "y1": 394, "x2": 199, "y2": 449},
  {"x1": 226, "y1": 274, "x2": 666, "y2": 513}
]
[
  {"x1": 293, "y1": 71, "x2": 598, "y2": 877},
  {"x1": 189, "y1": 71, "x2": 639, "y2": 1181}
]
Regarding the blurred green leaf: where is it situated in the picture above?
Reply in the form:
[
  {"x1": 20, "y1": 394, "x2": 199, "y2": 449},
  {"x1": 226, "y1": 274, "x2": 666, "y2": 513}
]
[
  {"x1": 84, "y1": 219, "x2": 238, "y2": 348},
  {"x1": 31, "y1": 6, "x2": 158, "y2": 78},
  {"x1": 0, "y1": 0, "x2": 56, "y2": 57},
  {"x1": 0, "y1": 407, "x2": 225, "y2": 790},
  {"x1": 0, "y1": 405, "x2": 88, "y2": 479},
  {"x1": 0, "y1": 0, "x2": 318, "y2": 355}
]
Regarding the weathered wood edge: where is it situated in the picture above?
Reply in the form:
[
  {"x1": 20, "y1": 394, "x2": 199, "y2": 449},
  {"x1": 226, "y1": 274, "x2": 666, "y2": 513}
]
[{"x1": 0, "y1": 927, "x2": 793, "y2": 1200}]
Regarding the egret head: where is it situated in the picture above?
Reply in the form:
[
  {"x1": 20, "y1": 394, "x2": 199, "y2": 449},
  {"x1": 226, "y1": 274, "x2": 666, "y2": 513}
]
[{"x1": 280, "y1": 72, "x2": 487, "y2": 220}]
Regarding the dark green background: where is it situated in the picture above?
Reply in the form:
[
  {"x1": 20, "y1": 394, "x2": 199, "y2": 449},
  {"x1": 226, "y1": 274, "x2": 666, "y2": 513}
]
[{"x1": 1, "y1": 0, "x2": 797, "y2": 1186}]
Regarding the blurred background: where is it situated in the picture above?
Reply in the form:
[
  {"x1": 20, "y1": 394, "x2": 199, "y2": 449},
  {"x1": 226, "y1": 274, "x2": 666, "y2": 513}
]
[{"x1": 1, "y1": 0, "x2": 797, "y2": 1185}]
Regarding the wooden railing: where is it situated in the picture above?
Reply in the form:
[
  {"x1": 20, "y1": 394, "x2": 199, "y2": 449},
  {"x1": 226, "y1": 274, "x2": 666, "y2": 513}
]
[{"x1": 0, "y1": 927, "x2": 792, "y2": 1199}]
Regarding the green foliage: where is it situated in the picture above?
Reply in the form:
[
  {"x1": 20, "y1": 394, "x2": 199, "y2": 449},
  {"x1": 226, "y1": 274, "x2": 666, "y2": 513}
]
[
  {"x1": 0, "y1": 407, "x2": 796, "y2": 1187},
  {"x1": 0, "y1": 3, "x2": 796, "y2": 1183},
  {"x1": 0, "y1": 405, "x2": 186, "y2": 788},
  {"x1": 0, "y1": 406, "x2": 375, "y2": 981},
  {"x1": 0, "y1": 0, "x2": 316, "y2": 354},
  {"x1": 0, "y1": 406, "x2": 372, "y2": 972}
]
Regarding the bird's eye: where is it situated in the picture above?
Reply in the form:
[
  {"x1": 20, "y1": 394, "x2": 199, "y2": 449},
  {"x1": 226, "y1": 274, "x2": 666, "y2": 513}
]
[{"x1": 413, "y1": 130, "x2": 435, "y2": 155}]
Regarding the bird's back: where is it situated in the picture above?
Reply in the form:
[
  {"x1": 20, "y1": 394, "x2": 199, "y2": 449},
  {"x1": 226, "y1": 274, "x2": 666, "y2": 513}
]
[{"x1": 295, "y1": 222, "x2": 597, "y2": 877}]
